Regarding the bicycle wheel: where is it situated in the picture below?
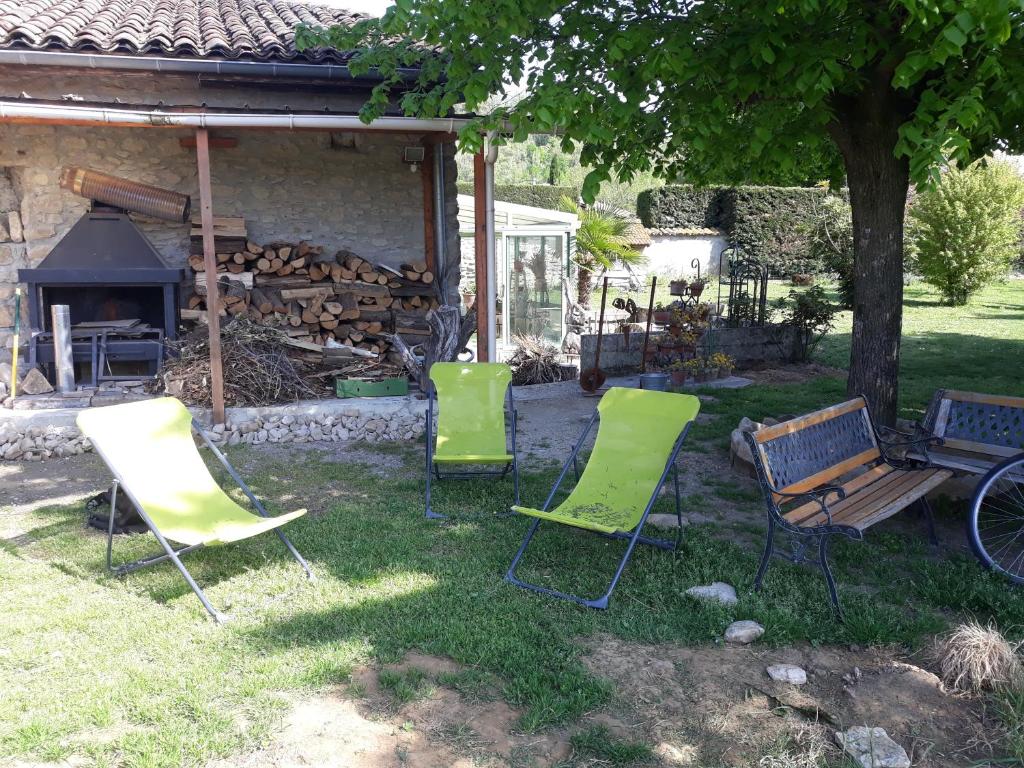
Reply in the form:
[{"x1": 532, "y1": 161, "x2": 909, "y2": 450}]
[{"x1": 969, "y1": 453, "x2": 1024, "y2": 584}]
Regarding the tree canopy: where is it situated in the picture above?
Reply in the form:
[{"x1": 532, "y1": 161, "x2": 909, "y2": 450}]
[
  {"x1": 299, "y1": 0, "x2": 1024, "y2": 198},
  {"x1": 299, "y1": 0, "x2": 1024, "y2": 423}
]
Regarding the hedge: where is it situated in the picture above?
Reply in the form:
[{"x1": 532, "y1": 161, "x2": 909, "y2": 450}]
[
  {"x1": 638, "y1": 184, "x2": 842, "y2": 275},
  {"x1": 456, "y1": 183, "x2": 579, "y2": 211}
]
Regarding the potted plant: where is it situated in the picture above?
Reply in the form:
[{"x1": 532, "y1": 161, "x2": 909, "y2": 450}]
[
  {"x1": 668, "y1": 359, "x2": 688, "y2": 387},
  {"x1": 461, "y1": 280, "x2": 476, "y2": 311},
  {"x1": 710, "y1": 352, "x2": 735, "y2": 378},
  {"x1": 688, "y1": 277, "x2": 708, "y2": 298},
  {"x1": 669, "y1": 278, "x2": 688, "y2": 296},
  {"x1": 652, "y1": 302, "x2": 671, "y2": 324},
  {"x1": 683, "y1": 357, "x2": 702, "y2": 383}
]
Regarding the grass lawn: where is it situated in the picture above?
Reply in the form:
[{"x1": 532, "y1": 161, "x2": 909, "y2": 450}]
[{"x1": 1, "y1": 280, "x2": 1022, "y2": 767}]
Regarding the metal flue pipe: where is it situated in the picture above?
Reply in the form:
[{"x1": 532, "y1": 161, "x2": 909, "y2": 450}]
[{"x1": 59, "y1": 167, "x2": 191, "y2": 222}]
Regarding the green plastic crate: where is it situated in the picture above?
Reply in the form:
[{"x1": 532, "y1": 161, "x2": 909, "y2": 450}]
[{"x1": 335, "y1": 376, "x2": 409, "y2": 398}]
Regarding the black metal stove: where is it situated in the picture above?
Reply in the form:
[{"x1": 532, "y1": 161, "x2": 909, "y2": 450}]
[{"x1": 18, "y1": 210, "x2": 184, "y2": 384}]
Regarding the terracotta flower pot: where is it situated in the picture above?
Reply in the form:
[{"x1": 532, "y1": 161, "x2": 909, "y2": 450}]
[
  {"x1": 653, "y1": 310, "x2": 671, "y2": 324},
  {"x1": 670, "y1": 370, "x2": 688, "y2": 387}
]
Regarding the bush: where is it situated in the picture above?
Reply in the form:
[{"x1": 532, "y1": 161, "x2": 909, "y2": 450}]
[
  {"x1": 637, "y1": 184, "x2": 836, "y2": 276},
  {"x1": 909, "y1": 159, "x2": 1024, "y2": 305},
  {"x1": 774, "y1": 285, "x2": 838, "y2": 362},
  {"x1": 806, "y1": 195, "x2": 855, "y2": 308}
]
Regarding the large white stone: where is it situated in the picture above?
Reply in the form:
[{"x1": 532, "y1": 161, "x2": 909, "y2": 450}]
[
  {"x1": 766, "y1": 663, "x2": 807, "y2": 685},
  {"x1": 724, "y1": 620, "x2": 764, "y2": 644},
  {"x1": 836, "y1": 727, "x2": 910, "y2": 768},
  {"x1": 686, "y1": 582, "x2": 738, "y2": 606}
]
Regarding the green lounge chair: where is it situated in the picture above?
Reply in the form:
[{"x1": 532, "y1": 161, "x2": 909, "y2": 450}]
[
  {"x1": 506, "y1": 387, "x2": 699, "y2": 608},
  {"x1": 425, "y1": 362, "x2": 519, "y2": 519},
  {"x1": 77, "y1": 397, "x2": 312, "y2": 622}
]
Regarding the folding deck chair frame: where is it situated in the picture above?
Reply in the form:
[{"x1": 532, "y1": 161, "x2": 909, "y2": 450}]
[
  {"x1": 424, "y1": 363, "x2": 520, "y2": 520},
  {"x1": 92, "y1": 413, "x2": 313, "y2": 623},
  {"x1": 505, "y1": 396, "x2": 693, "y2": 609}
]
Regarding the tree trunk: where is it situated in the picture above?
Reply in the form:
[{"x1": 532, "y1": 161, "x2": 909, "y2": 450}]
[
  {"x1": 577, "y1": 266, "x2": 593, "y2": 308},
  {"x1": 829, "y1": 80, "x2": 913, "y2": 427}
]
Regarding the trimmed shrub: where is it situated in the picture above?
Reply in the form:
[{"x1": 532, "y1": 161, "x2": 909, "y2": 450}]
[
  {"x1": 637, "y1": 185, "x2": 729, "y2": 229},
  {"x1": 456, "y1": 183, "x2": 578, "y2": 211},
  {"x1": 909, "y1": 159, "x2": 1024, "y2": 305},
  {"x1": 638, "y1": 184, "x2": 837, "y2": 275}
]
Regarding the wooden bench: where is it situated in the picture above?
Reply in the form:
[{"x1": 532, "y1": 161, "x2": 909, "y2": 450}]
[
  {"x1": 909, "y1": 390, "x2": 1024, "y2": 476},
  {"x1": 744, "y1": 397, "x2": 952, "y2": 611}
]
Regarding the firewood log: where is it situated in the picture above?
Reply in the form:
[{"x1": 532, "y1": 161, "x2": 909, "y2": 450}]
[
  {"x1": 255, "y1": 257, "x2": 271, "y2": 272},
  {"x1": 246, "y1": 240, "x2": 264, "y2": 255},
  {"x1": 226, "y1": 263, "x2": 245, "y2": 274},
  {"x1": 250, "y1": 288, "x2": 273, "y2": 315},
  {"x1": 338, "y1": 293, "x2": 360, "y2": 320},
  {"x1": 278, "y1": 246, "x2": 293, "y2": 260}
]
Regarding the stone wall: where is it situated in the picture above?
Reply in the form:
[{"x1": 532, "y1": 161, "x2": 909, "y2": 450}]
[
  {"x1": 581, "y1": 325, "x2": 802, "y2": 371},
  {"x1": 0, "y1": 65, "x2": 463, "y2": 353},
  {"x1": 0, "y1": 395, "x2": 428, "y2": 461}
]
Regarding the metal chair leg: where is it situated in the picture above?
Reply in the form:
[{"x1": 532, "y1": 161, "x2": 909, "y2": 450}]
[
  {"x1": 818, "y1": 534, "x2": 842, "y2": 615},
  {"x1": 919, "y1": 496, "x2": 939, "y2": 546},
  {"x1": 754, "y1": 518, "x2": 775, "y2": 591},
  {"x1": 673, "y1": 463, "x2": 684, "y2": 552}
]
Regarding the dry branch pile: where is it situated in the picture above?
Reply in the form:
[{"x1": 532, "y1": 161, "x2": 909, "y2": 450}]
[
  {"x1": 184, "y1": 216, "x2": 440, "y2": 363},
  {"x1": 160, "y1": 317, "x2": 319, "y2": 407},
  {"x1": 507, "y1": 334, "x2": 568, "y2": 386}
]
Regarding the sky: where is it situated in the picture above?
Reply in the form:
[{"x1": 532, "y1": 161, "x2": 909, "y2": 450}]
[{"x1": 311, "y1": 0, "x2": 394, "y2": 17}]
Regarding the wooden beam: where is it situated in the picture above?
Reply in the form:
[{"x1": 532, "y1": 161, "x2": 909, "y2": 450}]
[
  {"x1": 473, "y1": 149, "x2": 488, "y2": 362},
  {"x1": 195, "y1": 128, "x2": 227, "y2": 424},
  {"x1": 180, "y1": 135, "x2": 238, "y2": 149},
  {"x1": 421, "y1": 144, "x2": 436, "y2": 272}
]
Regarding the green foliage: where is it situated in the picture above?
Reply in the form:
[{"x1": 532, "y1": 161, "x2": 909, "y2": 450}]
[
  {"x1": 639, "y1": 185, "x2": 842, "y2": 276},
  {"x1": 774, "y1": 286, "x2": 838, "y2": 362},
  {"x1": 909, "y1": 158, "x2": 1024, "y2": 305},
  {"x1": 456, "y1": 182, "x2": 579, "y2": 211},
  {"x1": 561, "y1": 195, "x2": 644, "y2": 271},
  {"x1": 806, "y1": 196, "x2": 856, "y2": 308},
  {"x1": 296, "y1": 2, "x2": 1024, "y2": 196}
]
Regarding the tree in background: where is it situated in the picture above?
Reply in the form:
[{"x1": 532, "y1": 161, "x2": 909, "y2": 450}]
[
  {"x1": 909, "y1": 159, "x2": 1024, "y2": 305},
  {"x1": 559, "y1": 196, "x2": 644, "y2": 308},
  {"x1": 299, "y1": 1, "x2": 1024, "y2": 423},
  {"x1": 807, "y1": 196, "x2": 856, "y2": 308}
]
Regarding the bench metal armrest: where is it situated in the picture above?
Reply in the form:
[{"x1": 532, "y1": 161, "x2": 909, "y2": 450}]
[
  {"x1": 769, "y1": 483, "x2": 846, "y2": 526},
  {"x1": 878, "y1": 429, "x2": 945, "y2": 468}
]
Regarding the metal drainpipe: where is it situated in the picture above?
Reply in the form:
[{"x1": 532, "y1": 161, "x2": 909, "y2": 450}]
[
  {"x1": 432, "y1": 143, "x2": 447, "y2": 303},
  {"x1": 484, "y1": 135, "x2": 498, "y2": 361}
]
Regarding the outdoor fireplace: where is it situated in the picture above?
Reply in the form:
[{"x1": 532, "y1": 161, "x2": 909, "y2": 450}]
[{"x1": 18, "y1": 210, "x2": 184, "y2": 384}]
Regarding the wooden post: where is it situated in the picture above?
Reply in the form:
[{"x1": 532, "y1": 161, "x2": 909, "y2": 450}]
[
  {"x1": 421, "y1": 144, "x2": 436, "y2": 273},
  {"x1": 195, "y1": 128, "x2": 226, "y2": 424},
  {"x1": 473, "y1": 149, "x2": 488, "y2": 362}
]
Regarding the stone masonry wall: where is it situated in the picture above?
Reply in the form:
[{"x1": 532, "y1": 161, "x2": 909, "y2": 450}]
[{"x1": 0, "y1": 66, "x2": 463, "y2": 354}]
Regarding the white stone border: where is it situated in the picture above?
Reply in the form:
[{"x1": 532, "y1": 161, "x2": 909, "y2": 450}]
[{"x1": 0, "y1": 395, "x2": 428, "y2": 461}]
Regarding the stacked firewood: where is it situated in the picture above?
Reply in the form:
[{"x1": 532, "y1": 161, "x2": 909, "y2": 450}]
[{"x1": 183, "y1": 217, "x2": 439, "y2": 359}]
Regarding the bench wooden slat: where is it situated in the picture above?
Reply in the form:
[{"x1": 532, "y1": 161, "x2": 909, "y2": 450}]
[
  {"x1": 777, "y1": 446, "x2": 881, "y2": 496},
  {"x1": 752, "y1": 397, "x2": 867, "y2": 444},
  {"x1": 942, "y1": 391, "x2": 1024, "y2": 409},
  {"x1": 785, "y1": 467, "x2": 950, "y2": 530},
  {"x1": 909, "y1": 449, "x2": 1002, "y2": 476},
  {"x1": 939, "y1": 437, "x2": 1021, "y2": 459},
  {"x1": 781, "y1": 464, "x2": 896, "y2": 523}
]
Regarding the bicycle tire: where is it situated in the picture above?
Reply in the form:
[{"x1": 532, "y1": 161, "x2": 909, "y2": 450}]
[{"x1": 968, "y1": 453, "x2": 1024, "y2": 584}]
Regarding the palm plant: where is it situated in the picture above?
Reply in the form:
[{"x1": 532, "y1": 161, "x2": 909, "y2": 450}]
[{"x1": 560, "y1": 196, "x2": 645, "y2": 307}]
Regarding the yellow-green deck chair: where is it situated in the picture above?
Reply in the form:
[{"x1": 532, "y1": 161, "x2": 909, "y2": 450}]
[
  {"x1": 506, "y1": 387, "x2": 700, "y2": 608},
  {"x1": 425, "y1": 362, "x2": 519, "y2": 519},
  {"x1": 77, "y1": 397, "x2": 312, "y2": 622}
]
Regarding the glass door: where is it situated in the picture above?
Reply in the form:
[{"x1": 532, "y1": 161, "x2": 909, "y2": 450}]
[{"x1": 505, "y1": 234, "x2": 564, "y2": 346}]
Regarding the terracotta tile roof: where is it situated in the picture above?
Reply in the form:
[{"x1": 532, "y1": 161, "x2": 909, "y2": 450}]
[
  {"x1": 622, "y1": 220, "x2": 651, "y2": 247},
  {"x1": 648, "y1": 226, "x2": 724, "y2": 237},
  {"x1": 0, "y1": 0, "x2": 367, "y2": 64}
]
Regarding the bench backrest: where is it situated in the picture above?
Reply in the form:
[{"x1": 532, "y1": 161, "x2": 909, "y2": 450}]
[
  {"x1": 925, "y1": 390, "x2": 1024, "y2": 458},
  {"x1": 750, "y1": 397, "x2": 880, "y2": 494}
]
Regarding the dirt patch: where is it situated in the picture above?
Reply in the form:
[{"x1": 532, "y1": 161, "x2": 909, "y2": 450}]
[
  {"x1": 743, "y1": 363, "x2": 846, "y2": 387},
  {"x1": 582, "y1": 635, "x2": 995, "y2": 767},
  {"x1": 209, "y1": 653, "x2": 574, "y2": 768}
]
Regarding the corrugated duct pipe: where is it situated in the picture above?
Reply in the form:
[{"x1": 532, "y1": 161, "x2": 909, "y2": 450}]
[{"x1": 59, "y1": 166, "x2": 191, "y2": 222}]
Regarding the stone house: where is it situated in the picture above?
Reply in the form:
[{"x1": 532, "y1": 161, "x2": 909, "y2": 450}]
[{"x1": 0, "y1": 0, "x2": 467, "y2": 354}]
